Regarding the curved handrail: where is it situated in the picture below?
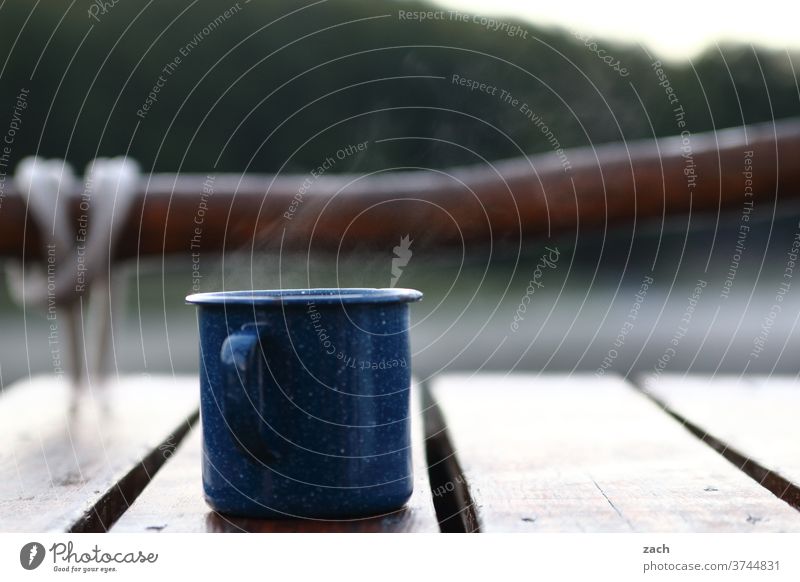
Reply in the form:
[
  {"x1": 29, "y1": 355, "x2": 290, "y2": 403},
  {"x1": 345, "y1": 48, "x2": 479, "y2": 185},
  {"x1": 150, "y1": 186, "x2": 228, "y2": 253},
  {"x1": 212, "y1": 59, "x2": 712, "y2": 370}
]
[{"x1": 2, "y1": 118, "x2": 799, "y2": 260}]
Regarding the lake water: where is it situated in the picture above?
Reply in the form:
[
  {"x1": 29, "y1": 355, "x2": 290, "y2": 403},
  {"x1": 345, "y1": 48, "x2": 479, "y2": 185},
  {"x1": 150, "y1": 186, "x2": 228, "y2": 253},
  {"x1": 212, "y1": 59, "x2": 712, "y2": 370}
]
[{"x1": 2, "y1": 208, "x2": 799, "y2": 387}]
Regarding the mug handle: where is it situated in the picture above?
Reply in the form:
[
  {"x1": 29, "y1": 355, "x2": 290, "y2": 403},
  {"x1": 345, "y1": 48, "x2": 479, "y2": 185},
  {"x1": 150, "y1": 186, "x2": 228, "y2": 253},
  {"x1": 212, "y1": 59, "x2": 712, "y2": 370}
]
[{"x1": 220, "y1": 324, "x2": 277, "y2": 465}]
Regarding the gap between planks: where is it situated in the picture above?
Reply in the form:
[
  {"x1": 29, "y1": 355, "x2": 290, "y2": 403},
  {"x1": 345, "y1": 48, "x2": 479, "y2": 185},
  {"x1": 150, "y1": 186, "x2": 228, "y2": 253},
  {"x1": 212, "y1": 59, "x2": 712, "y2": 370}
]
[
  {"x1": 421, "y1": 381, "x2": 479, "y2": 533},
  {"x1": 69, "y1": 410, "x2": 198, "y2": 532},
  {"x1": 111, "y1": 383, "x2": 439, "y2": 532},
  {"x1": 0, "y1": 375, "x2": 199, "y2": 532},
  {"x1": 427, "y1": 373, "x2": 800, "y2": 532},
  {"x1": 632, "y1": 375, "x2": 800, "y2": 513}
]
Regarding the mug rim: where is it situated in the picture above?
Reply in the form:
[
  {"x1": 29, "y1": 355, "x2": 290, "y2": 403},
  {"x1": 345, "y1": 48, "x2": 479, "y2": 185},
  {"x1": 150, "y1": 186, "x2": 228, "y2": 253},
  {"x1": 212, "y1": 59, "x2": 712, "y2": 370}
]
[{"x1": 186, "y1": 287, "x2": 423, "y2": 306}]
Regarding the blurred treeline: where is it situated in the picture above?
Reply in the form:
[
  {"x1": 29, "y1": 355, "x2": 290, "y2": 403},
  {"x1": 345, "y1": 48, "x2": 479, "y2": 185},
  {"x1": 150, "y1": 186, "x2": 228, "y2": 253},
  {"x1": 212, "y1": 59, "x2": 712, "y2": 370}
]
[{"x1": 1, "y1": 0, "x2": 798, "y2": 174}]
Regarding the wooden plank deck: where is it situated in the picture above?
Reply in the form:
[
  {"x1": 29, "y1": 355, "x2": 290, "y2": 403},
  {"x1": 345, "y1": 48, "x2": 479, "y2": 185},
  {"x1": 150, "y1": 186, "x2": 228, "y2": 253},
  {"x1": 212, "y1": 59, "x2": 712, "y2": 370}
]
[
  {"x1": 111, "y1": 385, "x2": 438, "y2": 532},
  {"x1": 641, "y1": 374, "x2": 800, "y2": 509},
  {"x1": 0, "y1": 375, "x2": 197, "y2": 532},
  {"x1": 3, "y1": 372, "x2": 800, "y2": 533},
  {"x1": 428, "y1": 374, "x2": 800, "y2": 532}
]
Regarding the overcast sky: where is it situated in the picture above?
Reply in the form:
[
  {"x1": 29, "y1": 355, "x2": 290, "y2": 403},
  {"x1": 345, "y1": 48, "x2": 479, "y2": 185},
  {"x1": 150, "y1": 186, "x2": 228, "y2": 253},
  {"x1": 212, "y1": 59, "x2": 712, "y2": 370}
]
[{"x1": 430, "y1": 0, "x2": 800, "y2": 60}]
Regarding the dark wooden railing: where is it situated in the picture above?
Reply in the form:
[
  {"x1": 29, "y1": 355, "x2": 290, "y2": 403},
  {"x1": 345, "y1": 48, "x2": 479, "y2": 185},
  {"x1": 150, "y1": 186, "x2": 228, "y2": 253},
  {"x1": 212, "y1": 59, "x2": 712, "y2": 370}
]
[{"x1": 2, "y1": 118, "x2": 799, "y2": 261}]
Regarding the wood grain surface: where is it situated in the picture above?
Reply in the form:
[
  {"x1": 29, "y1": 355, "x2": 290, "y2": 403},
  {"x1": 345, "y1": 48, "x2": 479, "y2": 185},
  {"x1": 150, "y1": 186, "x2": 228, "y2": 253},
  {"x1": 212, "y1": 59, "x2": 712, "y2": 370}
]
[
  {"x1": 429, "y1": 374, "x2": 800, "y2": 532},
  {"x1": 641, "y1": 374, "x2": 800, "y2": 507},
  {"x1": 111, "y1": 385, "x2": 439, "y2": 532},
  {"x1": 0, "y1": 375, "x2": 198, "y2": 532}
]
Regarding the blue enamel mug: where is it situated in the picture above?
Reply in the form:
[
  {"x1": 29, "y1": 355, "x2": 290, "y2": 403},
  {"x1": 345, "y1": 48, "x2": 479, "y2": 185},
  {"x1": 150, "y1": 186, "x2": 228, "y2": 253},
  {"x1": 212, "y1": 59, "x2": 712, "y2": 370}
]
[{"x1": 185, "y1": 288, "x2": 423, "y2": 519}]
